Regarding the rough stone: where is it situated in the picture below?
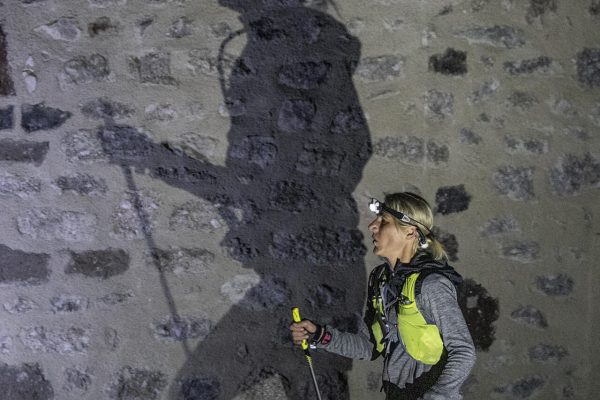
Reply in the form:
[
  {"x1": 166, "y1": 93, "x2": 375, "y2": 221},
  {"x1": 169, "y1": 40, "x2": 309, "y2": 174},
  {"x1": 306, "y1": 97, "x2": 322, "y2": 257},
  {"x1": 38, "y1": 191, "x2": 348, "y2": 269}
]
[
  {"x1": 21, "y1": 103, "x2": 72, "y2": 132},
  {"x1": 308, "y1": 284, "x2": 346, "y2": 308},
  {"x1": 429, "y1": 48, "x2": 467, "y2": 75},
  {"x1": 128, "y1": 52, "x2": 177, "y2": 85},
  {"x1": 330, "y1": 107, "x2": 366, "y2": 135},
  {"x1": 510, "y1": 305, "x2": 547, "y2": 328},
  {"x1": 229, "y1": 136, "x2": 277, "y2": 168},
  {"x1": 493, "y1": 166, "x2": 535, "y2": 201},
  {"x1": 55, "y1": 174, "x2": 108, "y2": 196},
  {"x1": 535, "y1": 273, "x2": 574, "y2": 296},
  {"x1": 277, "y1": 99, "x2": 316, "y2": 133},
  {"x1": 103, "y1": 327, "x2": 120, "y2": 350},
  {"x1": 494, "y1": 376, "x2": 545, "y2": 398},
  {"x1": 373, "y1": 135, "x2": 424, "y2": 163},
  {"x1": 175, "y1": 133, "x2": 218, "y2": 162},
  {"x1": 548, "y1": 98, "x2": 578, "y2": 117},
  {"x1": 0, "y1": 244, "x2": 50, "y2": 285},
  {"x1": 110, "y1": 367, "x2": 168, "y2": 400},
  {"x1": 96, "y1": 291, "x2": 134, "y2": 306},
  {"x1": 221, "y1": 274, "x2": 290, "y2": 310},
  {"x1": 278, "y1": 61, "x2": 331, "y2": 89},
  {"x1": 81, "y1": 97, "x2": 135, "y2": 120},
  {"x1": 426, "y1": 142, "x2": 448, "y2": 164},
  {"x1": 4, "y1": 296, "x2": 38, "y2": 314},
  {"x1": 355, "y1": 55, "x2": 405, "y2": 82},
  {"x1": 19, "y1": 326, "x2": 90, "y2": 354},
  {"x1": 170, "y1": 200, "x2": 226, "y2": 232},
  {"x1": 0, "y1": 26, "x2": 16, "y2": 96},
  {"x1": 235, "y1": 369, "x2": 288, "y2": 400},
  {"x1": 528, "y1": 344, "x2": 568, "y2": 363},
  {"x1": 0, "y1": 105, "x2": 13, "y2": 129},
  {"x1": 178, "y1": 376, "x2": 221, "y2": 400},
  {"x1": 151, "y1": 247, "x2": 214, "y2": 274},
  {"x1": 469, "y1": 80, "x2": 500, "y2": 104},
  {"x1": 576, "y1": 48, "x2": 600, "y2": 87},
  {"x1": 66, "y1": 248, "x2": 130, "y2": 279},
  {"x1": 99, "y1": 124, "x2": 155, "y2": 162},
  {"x1": 503, "y1": 56, "x2": 552, "y2": 75},
  {"x1": 168, "y1": 16, "x2": 193, "y2": 38},
  {"x1": 61, "y1": 54, "x2": 111, "y2": 87},
  {"x1": 17, "y1": 208, "x2": 97, "y2": 242},
  {"x1": 506, "y1": 91, "x2": 538, "y2": 111},
  {"x1": 210, "y1": 21, "x2": 232, "y2": 38},
  {"x1": 35, "y1": 17, "x2": 81, "y2": 41},
  {"x1": 0, "y1": 335, "x2": 12, "y2": 354},
  {"x1": 188, "y1": 48, "x2": 233, "y2": 78},
  {"x1": 564, "y1": 127, "x2": 590, "y2": 141},
  {"x1": 248, "y1": 16, "x2": 287, "y2": 41},
  {"x1": 550, "y1": 153, "x2": 600, "y2": 196},
  {"x1": 500, "y1": 241, "x2": 540, "y2": 263},
  {"x1": 64, "y1": 367, "x2": 92, "y2": 392},
  {"x1": 63, "y1": 129, "x2": 106, "y2": 162},
  {"x1": 50, "y1": 295, "x2": 89, "y2": 313},
  {"x1": 480, "y1": 217, "x2": 519, "y2": 236},
  {"x1": 424, "y1": 89, "x2": 454, "y2": 119},
  {"x1": 224, "y1": 237, "x2": 259, "y2": 262},
  {"x1": 455, "y1": 25, "x2": 525, "y2": 48},
  {"x1": 145, "y1": 103, "x2": 176, "y2": 121},
  {"x1": 270, "y1": 226, "x2": 365, "y2": 265},
  {"x1": 435, "y1": 185, "x2": 471, "y2": 215},
  {"x1": 269, "y1": 180, "x2": 317, "y2": 213},
  {"x1": 0, "y1": 363, "x2": 54, "y2": 400},
  {"x1": 591, "y1": 0, "x2": 600, "y2": 15},
  {"x1": 459, "y1": 128, "x2": 482, "y2": 144},
  {"x1": 526, "y1": 0, "x2": 557, "y2": 23},
  {"x1": 431, "y1": 227, "x2": 459, "y2": 262},
  {"x1": 0, "y1": 173, "x2": 41, "y2": 198},
  {"x1": 295, "y1": 144, "x2": 345, "y2": 176},
  {"x1": 152, "y1": 315, "x2": 212, "y2": 341},
  {"x1": 88, "y1": 16, "x2": 120, "y2": 37},
  {"x1": 504, "y1": 136, "x2": 548, "y2": 154},
  {"x1": 88, "y1": 0, "x2": 126, "y2": 6},
  {"x1": 456, "y1": 278, "x2": 499, "y2": 351},
  {"x1": 112, "y1": 190, "x2": 159, "y2": 239}
]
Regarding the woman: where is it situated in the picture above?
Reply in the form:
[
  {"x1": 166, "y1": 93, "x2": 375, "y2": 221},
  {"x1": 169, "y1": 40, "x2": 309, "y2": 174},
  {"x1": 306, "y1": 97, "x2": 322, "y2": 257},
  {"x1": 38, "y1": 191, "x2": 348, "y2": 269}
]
[{"x1": 291, "y1": 192, "x2": 476, "y2": 400}]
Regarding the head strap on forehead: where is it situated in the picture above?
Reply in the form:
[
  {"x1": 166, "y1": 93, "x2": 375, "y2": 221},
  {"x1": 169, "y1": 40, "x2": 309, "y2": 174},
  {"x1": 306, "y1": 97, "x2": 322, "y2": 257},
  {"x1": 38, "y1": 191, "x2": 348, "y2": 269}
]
[{"x1": 369, "y1": 198, "x2": 431, "y2": 249}]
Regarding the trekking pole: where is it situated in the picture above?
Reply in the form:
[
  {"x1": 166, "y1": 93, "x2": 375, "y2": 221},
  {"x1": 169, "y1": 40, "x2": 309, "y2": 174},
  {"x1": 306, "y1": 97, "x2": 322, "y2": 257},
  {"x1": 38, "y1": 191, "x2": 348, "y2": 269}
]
[{"x1": 292, "y1": 307, "x2": 323, "y2": 400}]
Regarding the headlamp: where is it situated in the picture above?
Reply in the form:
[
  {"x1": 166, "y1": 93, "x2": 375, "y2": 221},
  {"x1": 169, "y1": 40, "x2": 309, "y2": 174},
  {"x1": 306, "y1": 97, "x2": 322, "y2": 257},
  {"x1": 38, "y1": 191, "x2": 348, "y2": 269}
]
[{"x1": 368, "y1": 198, "x2": 430, "y2": 249}]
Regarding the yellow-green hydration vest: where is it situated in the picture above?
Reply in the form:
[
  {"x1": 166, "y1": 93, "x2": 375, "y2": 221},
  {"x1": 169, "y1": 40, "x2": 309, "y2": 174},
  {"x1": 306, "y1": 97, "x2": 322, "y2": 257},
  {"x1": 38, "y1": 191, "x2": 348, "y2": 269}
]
[{"x1": 371, "y1": 271, "x2": 444, "y2": 365}]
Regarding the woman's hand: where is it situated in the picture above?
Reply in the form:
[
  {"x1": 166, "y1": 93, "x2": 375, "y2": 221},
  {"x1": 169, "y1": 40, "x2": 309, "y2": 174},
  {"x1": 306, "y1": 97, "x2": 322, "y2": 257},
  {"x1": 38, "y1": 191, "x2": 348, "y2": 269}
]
[{"x1": 290, "y1": 319, "x2": 318, "y2": 346}]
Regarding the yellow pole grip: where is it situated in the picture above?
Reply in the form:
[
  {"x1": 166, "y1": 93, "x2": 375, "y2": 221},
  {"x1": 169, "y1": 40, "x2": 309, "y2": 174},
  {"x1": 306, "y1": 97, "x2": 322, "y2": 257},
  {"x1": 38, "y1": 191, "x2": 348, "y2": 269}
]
[{"x1": 292, "y1": 307, "x2": 309, "y2": 350}]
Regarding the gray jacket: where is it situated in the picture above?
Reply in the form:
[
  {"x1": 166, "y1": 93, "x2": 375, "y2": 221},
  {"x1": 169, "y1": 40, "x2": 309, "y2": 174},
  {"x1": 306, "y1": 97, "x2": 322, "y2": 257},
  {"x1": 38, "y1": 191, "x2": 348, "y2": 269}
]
[{"x1": 319, "y1": 266, "x2": 476, "y2": 400}]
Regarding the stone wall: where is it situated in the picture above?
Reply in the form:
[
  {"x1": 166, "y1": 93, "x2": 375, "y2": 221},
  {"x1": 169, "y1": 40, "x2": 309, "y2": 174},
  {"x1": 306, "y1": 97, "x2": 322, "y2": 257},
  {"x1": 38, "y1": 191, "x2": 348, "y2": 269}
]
[{"x1": 0, "y1": 0, "x2": 599, "y2": 399}]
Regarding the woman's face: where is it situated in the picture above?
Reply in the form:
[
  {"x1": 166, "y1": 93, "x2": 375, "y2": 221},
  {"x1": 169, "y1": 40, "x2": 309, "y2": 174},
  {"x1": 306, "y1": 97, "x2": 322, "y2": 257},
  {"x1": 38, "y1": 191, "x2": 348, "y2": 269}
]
[{"x1": 368, "y1": 213, "x2": 414, "y2": 264}]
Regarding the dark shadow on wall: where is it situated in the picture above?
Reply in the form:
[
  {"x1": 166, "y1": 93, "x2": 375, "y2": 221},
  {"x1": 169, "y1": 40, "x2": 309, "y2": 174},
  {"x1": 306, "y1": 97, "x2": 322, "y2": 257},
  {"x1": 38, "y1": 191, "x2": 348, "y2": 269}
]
[{"x1": 102, "y1": 1, "x2": 371, "y2": 399}]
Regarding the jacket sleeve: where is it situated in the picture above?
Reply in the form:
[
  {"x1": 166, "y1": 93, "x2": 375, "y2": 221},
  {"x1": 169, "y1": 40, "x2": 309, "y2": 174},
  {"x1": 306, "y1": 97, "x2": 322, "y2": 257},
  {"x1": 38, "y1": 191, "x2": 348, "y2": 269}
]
[
  {"x1": 317, "y1": 323, "x2": 374, "y2": 360},
  {"x1": 418, "y1": 274, "x2": 476, "y2": 400}
]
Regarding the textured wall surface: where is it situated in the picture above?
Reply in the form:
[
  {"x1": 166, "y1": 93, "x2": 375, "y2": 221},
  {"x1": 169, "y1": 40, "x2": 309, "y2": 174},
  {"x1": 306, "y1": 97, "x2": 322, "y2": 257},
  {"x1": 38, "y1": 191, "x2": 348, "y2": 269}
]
[{"x1": 0, "y1": 0, "x2": 599, "y2": 399}]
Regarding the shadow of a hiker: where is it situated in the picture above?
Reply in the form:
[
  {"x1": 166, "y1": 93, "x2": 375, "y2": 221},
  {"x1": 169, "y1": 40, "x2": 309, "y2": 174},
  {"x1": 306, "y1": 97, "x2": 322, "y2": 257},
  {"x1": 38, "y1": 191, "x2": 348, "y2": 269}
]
[{"x1": 101, "y1": 1, "x2": 371, "y2": 398}]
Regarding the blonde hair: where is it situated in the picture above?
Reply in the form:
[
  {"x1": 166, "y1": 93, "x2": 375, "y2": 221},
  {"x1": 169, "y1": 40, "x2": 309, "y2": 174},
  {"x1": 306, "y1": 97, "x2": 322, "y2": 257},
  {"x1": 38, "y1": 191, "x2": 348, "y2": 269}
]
[{"x1": 384, "y1": 192, "x2": 448, "y2": 261}]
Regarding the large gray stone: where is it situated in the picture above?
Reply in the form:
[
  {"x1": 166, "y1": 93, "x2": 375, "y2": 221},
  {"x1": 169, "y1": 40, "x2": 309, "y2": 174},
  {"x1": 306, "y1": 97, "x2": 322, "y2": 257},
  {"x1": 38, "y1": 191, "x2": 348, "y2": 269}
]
[
  {"x1": 577, "y1": 48, "x2": 600, "y2": 87},
  {"x1": 469, "y1": 80, "x2": 500, "y2": 104},
  {"x1": 270, "y1": 226, "x2": 365, "y2": 265},
  {"x1": 55, "y1": 173, "x2": 108, "y2": 196},
  {"x1": 503, "y1": 56, "x2": 552, "y2": 75},
  {"x1": 510, "y1": 305, "x2": 547, "y2": 328},
  {"x1": 435, "y1": 184, "x2": 471, "y2": 215},
  {"x1": 17, "y1": 208, "x2": 97, "y2": 242},
  {"x1": 21, "y1": 103, "x2": 72, "y2": 132},
  {"x1": 506, "y1": 91, "x2": 539, "y2": 111},
  {"x1": 535, "y1": 273, "x2": 573, "y2": 296},
  {"x1": 277, "y1": 99, "x2": 316, "y2": 133},
  {"x1": 493, "y1": 166, "x2": 535, "y2": 201},
  {"x1": 152, "y1": 315, "x2": 212, "y2": 341},
  {"x1": 0, "y1": 244, "x2": 50, "y2": 285},
  {"x1": 34, "y1": 17, "x2": 82, "y2": 41},
  {"x1": 550, "y1": 153, "x2": 600, "y2": 196},
  {"x1": 0, "y1": 173, "x2": 41, "y2": 198},
  {"x1": 170, "y1": 200, "x2": 226, "y2": 232},
  {"x1": 19, "y1": 326, "x2": 90, "y2": 354},
  {"x1": 0, "y1": 363, "x2": 54, "y2": 400},
  {"x1": 355, "y1": 55, "x2": 405, "y2": 82},
  {"x1": 480, "y1": 217, "x2": 520, "y2": 236},
  {"x1": 229, "y1": 136, "x2": 277, "y2": 168},
  {"x1": 151, "y1": 247, "x2": 214, "y2": 274},
  {"x1": 88, "y1": 16, "x2": 120, "y2": 37},
  {"x1": 295, "y1": 144, "x2": 345, "y2": 176},
  {"x1": 268, "y1": 180, "x2": 317, "y2": 213},
  {"x1": 455, "y1": 25, "x2": 525, "y2": 48},
  {"x1": 0, "y1": 139, "x2": 49, "y2": 165},
  {"x1": 278, "y1": 61, "x2": 331, "y2": 89},
  {"x1": 528, "y1": 343, "x2": 568, "y2": 363},
  {"x1": 429, "y1": 48, "x2": 467, "y2": 75},
  {"x1": 110, "y1": 367, "x2": 168, "y2": 400},
  {"x1": 128, "y1": 52, "x2": 177, "y2": 85},
  {"x1": 61, "y1": 54, "x2": 111, "y2": 86},
  {"x1": 50, "y1": 294, "x2": 89, "y2": 313},
  {"x1": 504, "y1": 136, "x2": 547, "y2": 155},
  {"x1": 64, "y1": 367, "x2": 92, "y2": 392},
  {"x1": 3, "y1": 296, "x2": 38, "y2": 314},
  {"x1": 330, "y1": 107, "x2": 366, "y2": 135},
  {"x1": 424, "y1": 89, "x2": 454, "y2": 119},
  {"x1": 81, "y1": 97, "x2": 135, "y2": 120},
  {"x1": 168, "y1": 16, "x2": 194, "y2": 38},
  {"x1": 66, "y1": 248, "x2": 129, "y2": 279},
  {"x1": 0, "y1": 26, "x2": 16, "y2": 96},
  {"x1": 0, "y1": 105, "x2": 13, "y2": 129},
  {"x1": 62, "y1": 129, "x2": 106, "y2": 162},
  {"x1": 526, "y1": 0, "x2": 557, "y2": 23},
  {"x1": 500, "y1": 241, "x2": 540, "y2": 263},
  {"x1": 111, "y1": 190, "x2": 159, "y2": 239},
  {"x1": 373, "y1": 136, "x2": 424, "y2": 163},
  {"x1": 494, "y1": 376, "x2": 545, "y2": 398}
]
